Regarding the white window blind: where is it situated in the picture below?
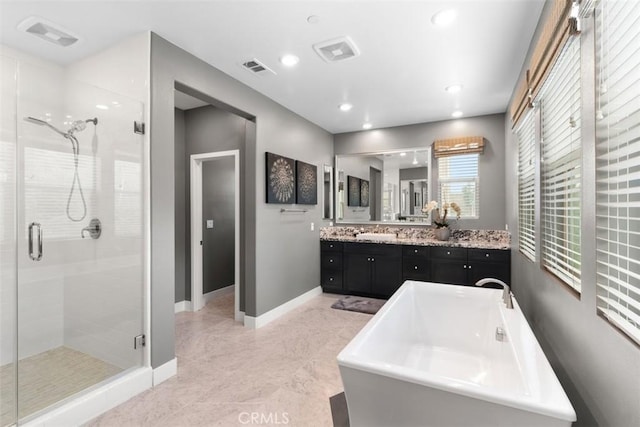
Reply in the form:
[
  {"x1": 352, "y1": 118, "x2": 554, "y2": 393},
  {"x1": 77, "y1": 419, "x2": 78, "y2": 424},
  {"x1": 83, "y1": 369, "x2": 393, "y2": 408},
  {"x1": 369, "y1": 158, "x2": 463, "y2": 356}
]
[
  {"x1": 539, "y1": 35, "x2": 582, "y2": 292},
  {"x1": 24, "y1": 147, "x2": 98, "y2": 240},
  {"x1": 516, "y1": 111, "x2": 537, "y2": 261},
  {"x1": 438, "y1": 153, "x2": 479, "y2": 218},
  {"x1": 595, "y1": 0, "x2": 640, "y2": 345}
]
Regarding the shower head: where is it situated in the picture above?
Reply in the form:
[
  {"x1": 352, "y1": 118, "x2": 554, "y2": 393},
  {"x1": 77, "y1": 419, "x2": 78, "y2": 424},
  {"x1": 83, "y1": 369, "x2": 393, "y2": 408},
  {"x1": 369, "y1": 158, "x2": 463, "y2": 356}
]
[
  {"x1": 24, "y1": 116, "x2": 67, "y2": 137},
  {"x1": 24, "y1": 116, "x2": 98, "y2": 136}
]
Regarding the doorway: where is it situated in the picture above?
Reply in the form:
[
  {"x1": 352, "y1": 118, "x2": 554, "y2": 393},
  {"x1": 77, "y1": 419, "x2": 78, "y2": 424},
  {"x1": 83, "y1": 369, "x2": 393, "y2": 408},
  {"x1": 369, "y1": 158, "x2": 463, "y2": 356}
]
[{"x1": 190, "y1": 151, "x2": 241, "y2": 321}]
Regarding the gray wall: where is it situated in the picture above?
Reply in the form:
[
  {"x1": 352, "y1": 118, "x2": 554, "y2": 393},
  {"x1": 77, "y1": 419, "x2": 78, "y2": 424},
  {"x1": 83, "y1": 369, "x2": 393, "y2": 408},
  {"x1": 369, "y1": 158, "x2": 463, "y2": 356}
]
[
  {"x1": 151, "y1": 33, "x2": 333, "y2": 367},
  {"x1": 202, "y1": 157, "x2": 235, "y2": 294},
  {"x1": 175, "y1": 105, "x2": 245, "y2": 303},
  {"x1": 503, "y1": 7, "x2": 640, "y2": 427},
  {"x1": 334, "y1": 113, "x2": 507, "y2": 230},
  {"x1": 174, "y1": 109, "x2": 187, "y2": 302}
]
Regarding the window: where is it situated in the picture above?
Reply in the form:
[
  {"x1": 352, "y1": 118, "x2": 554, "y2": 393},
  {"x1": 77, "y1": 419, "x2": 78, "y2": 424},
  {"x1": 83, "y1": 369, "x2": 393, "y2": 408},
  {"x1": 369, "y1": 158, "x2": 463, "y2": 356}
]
[
  {"x1": 438, "y1": 153, "x2": 479, "y2": 218},
  {"x1": 516, "y1": 111, "x2": 536, "y2": 261},
  {"x1": 24, "y1": 147, "x2": 98, "y2": 240},
  {"x1": 539, "y1": 35, "x2": 582, "y2": 292},
  {"x1": 594, "y1": 0, "x2": 640, "y2": 345}
]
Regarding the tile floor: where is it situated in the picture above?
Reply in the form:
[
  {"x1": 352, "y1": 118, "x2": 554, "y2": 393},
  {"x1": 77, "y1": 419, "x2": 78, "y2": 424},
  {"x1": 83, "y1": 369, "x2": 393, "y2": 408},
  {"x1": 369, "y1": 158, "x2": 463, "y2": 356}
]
[
  {"x1": 1, "y1": 347, "x2": 121, "y2": 424},
  {"x1": 87, "y1": 292, "x2": 371, "y2": 426}
]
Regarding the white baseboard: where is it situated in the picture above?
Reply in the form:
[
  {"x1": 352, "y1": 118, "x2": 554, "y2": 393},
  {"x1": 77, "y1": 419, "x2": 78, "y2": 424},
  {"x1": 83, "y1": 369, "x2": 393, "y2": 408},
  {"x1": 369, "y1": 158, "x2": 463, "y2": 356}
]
[
  {"x1": 152, "y1": 357, "x2": 177, "y2": 386},
  {"x1": 174, "y1": 300, "x2": 193, "y2": 313},
  {"x1": 236, "y1": 311, "x2": 245, "y2": 323},
  {"x1": 203, "y1": 284, "x2": 234, "y2": 304},
  {"x1": 23, "y1": 367, "x2": 152, "y2": 427},
  {"x1": 244, "y1": 286, "x2": 322, "y2": 329}
]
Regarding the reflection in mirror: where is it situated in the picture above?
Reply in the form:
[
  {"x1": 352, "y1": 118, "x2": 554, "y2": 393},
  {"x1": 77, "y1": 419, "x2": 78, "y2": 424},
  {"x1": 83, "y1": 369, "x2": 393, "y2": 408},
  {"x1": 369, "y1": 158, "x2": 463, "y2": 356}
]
[
  {"x1": 322, "y1": 164, "x2": 333, "y2": 220},
  {"x1": 335, "y1": 148, "x2": 432, "y2": 225}
]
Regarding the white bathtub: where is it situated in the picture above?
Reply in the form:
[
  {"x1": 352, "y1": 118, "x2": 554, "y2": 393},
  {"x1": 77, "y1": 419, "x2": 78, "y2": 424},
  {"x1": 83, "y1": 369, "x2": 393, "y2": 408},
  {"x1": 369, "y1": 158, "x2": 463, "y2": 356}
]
[{"x1": 337, "y1": 280, "x2": 577, "y2": 427}]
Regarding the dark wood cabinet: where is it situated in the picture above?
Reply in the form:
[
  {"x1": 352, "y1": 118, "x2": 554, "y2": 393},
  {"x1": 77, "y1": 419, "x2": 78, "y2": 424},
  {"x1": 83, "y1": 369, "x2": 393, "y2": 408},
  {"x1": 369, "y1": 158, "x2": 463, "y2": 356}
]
[
  {"x1": 402, "y1": 246, "x2": 430, "y2": 282},
  {"x1": 430, "y1": 246, "x2": 511, "y2": 287},
  {"x1": 343, "y1": 243, "x2": 402, "y2": 298},
  {"x1": 321, "y1": 240, "x2": 510, "y2": 297},
  {"x1": 320, "y1": 241, "x2": 344, "y2": 293}
]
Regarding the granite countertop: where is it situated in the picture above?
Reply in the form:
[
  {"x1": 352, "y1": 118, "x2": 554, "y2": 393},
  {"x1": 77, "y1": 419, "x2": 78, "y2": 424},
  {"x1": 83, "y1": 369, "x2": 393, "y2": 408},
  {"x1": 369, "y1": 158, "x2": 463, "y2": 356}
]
[{"x1": 320, "y1": 226, "x2": 511, "y2": 250}]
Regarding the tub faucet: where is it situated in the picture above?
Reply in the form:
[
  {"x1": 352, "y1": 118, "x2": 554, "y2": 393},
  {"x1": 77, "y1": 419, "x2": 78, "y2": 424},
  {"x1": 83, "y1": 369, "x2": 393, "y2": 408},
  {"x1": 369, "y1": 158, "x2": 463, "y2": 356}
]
[{"x1": 475, "y1": 278, "x2": 513, "y2": 309}]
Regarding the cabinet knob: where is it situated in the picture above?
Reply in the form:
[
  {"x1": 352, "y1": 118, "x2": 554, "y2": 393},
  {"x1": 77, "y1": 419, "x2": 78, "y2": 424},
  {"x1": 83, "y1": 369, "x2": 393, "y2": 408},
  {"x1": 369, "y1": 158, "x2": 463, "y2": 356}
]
[
  {"x1": 463, "y1": 265, "x2": 467, "y2": 269},
  {"x1": 414, "y1": 249, "x2": 418, "y2": 253},
  {"x1": 367, "y1": 257, "x2": 371, "y2": 261},
  {"x1": 330, "y1": 244, "x2": 334, "y2": 248},
  {"x1": 329, "y1": 277, "x2": 333, "y2": 281},
  {"x1": 469, "y1": 265, "x2": 472, "y2": 269},
  {"x1": 447, "y1": 251, "x2": 451, "y2": 255},
  {"x1": 329, "y1": 259, "x2": 334, "y2": 263},
  {"x1": 486, "y1": 253, "x2": 490, "y2": 258},
  {"x1": 414, "y1": 266, "x2": 418, "y2": 270},
  {"x1": 372, "y1": 258, "x2": 375, "y2": 262}
]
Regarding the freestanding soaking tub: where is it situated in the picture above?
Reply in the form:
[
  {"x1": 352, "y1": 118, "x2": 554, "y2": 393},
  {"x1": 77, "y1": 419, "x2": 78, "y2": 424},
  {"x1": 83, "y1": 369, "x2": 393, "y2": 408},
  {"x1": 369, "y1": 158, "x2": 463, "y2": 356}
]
[{"x1": 337, "y1": 280, "x2": 577, "y2": 427}]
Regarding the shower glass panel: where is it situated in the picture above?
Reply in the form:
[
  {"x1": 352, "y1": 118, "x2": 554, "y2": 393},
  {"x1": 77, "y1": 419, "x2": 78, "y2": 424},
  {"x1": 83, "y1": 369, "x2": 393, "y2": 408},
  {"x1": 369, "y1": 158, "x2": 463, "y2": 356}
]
[
  {"x1": 6, "y1": 61, "x2": 145, "y2": 424},
  {"x1": 0, "y1": 56, "x2": 18, "y2": 427}
]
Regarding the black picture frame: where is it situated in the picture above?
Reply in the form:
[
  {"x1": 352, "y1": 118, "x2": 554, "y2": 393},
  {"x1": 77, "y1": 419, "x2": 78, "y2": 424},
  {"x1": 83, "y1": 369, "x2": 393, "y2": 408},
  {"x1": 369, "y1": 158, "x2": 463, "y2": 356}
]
[
  {"x1": 348, "y1": 176, "x2": 361, "y2": 207},
  {"x1": 360, "y1": 179, "x2": 370, "y2": 207},
  {"x1": 266, "y1": 152, "x2": 295, "y2": 204},
  {"x1": 295, "y1": 160, "x2": 317, "y2": 205}
]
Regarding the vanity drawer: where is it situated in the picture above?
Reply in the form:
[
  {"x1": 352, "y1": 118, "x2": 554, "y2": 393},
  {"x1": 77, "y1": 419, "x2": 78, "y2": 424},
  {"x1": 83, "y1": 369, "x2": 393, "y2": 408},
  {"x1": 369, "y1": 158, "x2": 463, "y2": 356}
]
[
  {"x1": 402, "y1": 246, "x2": 429, "y2": 258},
  {"x1": 322, "y1": 253, "x2": 343, "y2": 270},
  {"x1": 403, "y1": 257, "x2": 430, "y2": 277},
  {"x1": 468, "y1": 248, "x2": 510, "y2": 263},
  {"x1": 430, "y1": 246, "x2": 467, "y2": 260},
  {"x1": 321, "y1": 270, "x2": 343, "y2": 288},
  {"x1": 321, "y1": 241, "x2": 343, "y2": 252}
]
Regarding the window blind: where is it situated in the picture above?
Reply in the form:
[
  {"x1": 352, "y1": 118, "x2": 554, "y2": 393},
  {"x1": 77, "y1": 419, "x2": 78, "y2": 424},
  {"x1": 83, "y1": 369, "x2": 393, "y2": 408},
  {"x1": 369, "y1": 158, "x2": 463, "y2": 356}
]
[
  {"x1": 595, "y1": 0, "x2": 640, "y2": 345},
  {"x1": 438, "y1": 154, "x2": 479, "y2": 218},
  {"x1": 516, "y1": 111, "x2": 537, "y2": 261},
  {"x1": 539, "y1": 34, "x2": 582, "y2": 292}
]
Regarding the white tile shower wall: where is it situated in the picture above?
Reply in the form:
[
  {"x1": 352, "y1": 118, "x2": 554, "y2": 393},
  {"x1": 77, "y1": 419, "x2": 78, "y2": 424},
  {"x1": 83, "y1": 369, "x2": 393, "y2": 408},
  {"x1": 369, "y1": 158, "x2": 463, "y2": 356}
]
[{"x1": 61, "y1": 33, "x2": 148, "y2": 370}]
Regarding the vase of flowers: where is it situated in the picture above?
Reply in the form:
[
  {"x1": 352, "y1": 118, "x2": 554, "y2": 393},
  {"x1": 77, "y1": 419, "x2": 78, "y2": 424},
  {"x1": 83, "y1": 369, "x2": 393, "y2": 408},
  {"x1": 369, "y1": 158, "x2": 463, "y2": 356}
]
[{"x1": 422, "y1": 201, "x2": 461, "y2": 241}]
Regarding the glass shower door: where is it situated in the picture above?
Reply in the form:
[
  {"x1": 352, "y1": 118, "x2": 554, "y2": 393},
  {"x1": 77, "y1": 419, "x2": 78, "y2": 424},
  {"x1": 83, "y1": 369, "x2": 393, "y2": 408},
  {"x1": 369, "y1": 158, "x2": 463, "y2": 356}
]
[
  {"x1": 0, "y1": 55, "x2": 18, "y2": 427},
  {"x1": 12, "y1": 61, "x2": 145, "y2": 423}
]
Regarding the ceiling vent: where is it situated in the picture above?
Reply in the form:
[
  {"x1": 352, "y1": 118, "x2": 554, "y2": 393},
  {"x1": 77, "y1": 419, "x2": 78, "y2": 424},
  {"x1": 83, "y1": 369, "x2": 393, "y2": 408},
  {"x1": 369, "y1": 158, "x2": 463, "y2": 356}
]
[
  {"x1": 313, "y1": 37, "x2": 360, "y2": 63},
  {"x1": 17, "y1": 16, "x2": 79, "y2": 47},
  {"x1": 241, "y1": 59, "x2": 276, "y2": 76}
]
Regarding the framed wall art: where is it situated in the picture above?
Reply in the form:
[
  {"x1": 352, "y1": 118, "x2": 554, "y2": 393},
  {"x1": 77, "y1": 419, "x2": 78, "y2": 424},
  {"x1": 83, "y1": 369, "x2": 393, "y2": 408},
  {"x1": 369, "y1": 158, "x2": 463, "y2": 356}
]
[
  {"x1": 347, "y1": 175, "x2": 361, "y2": 207},
  {"x1": 295, "y1": 160, "x2": 317, "y2": 205},
  {"x1": 266, "y1": 152, "x2": 295, "y2": 204}
]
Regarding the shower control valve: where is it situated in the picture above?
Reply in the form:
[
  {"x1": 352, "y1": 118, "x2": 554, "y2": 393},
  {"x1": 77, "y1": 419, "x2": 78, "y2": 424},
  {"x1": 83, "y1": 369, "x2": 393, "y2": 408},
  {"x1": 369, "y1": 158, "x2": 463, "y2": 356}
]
[{"x1": 81, "y1": 218, "x2": 102, "y2": 239}]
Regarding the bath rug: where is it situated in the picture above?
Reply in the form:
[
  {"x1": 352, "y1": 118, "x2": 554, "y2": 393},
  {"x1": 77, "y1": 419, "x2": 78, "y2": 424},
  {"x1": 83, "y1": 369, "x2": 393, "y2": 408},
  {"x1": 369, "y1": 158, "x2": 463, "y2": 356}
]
[
  {"x1": 329, "y1": 392, "x2": 350, "y2": 427},
  {"x1": 331, "y1": 295, "x2": 385, "y2": 315}
]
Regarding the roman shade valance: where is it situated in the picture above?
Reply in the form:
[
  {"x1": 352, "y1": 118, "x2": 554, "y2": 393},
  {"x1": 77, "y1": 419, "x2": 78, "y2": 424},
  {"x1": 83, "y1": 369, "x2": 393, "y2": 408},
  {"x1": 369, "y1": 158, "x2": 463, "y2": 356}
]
[
  {"x1": 510, "y1": 0, "x2": 580, "y2": 128},
  {"x1": 433, "y1": 136, "x2": 484, "y2": 158}
]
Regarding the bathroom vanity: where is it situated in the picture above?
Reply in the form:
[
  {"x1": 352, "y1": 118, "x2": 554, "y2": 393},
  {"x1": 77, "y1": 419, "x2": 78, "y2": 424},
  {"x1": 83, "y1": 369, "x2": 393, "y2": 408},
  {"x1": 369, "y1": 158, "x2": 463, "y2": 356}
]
[{"x1": 320, "y1": 227, "x2": 511, "y2": 298}]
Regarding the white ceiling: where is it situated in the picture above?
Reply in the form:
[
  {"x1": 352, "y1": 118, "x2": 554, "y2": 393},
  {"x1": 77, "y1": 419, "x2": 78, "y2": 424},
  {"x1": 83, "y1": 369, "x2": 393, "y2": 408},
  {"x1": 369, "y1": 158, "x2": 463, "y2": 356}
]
[{"x1": 0, "y1": 0, "x2": 544, "y2": 134}]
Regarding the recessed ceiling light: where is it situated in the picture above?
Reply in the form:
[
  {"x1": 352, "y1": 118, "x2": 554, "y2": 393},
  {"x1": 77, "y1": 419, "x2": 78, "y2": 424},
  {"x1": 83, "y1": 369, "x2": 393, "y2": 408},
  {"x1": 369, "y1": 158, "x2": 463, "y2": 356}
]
[
  {"x1": 280, "y1": 54, "x2": 299, "y2": 67},
  {"x1": 307, "y1": 15, "x2": 320, "y2": 24},
  {"x1": 452, "y1": 110, "x2": 463, "y2": 118},
  {"x1": 339, "y1": 103, "x2": 353, "y2": 112},
  {"x1": 445, "y1": 84, "x2": 463, "y2": 94},
  {"x1": 400, "y1": 152, "x2": 407, "y2": 157},
  {"x1": 96, "y1": 104, "x2": 109, "y2": 110},
  {"x1": 432, "y1": 9, "x2": 457, "y2": 27},
  {"x1": 362, "y1": 123, "x2": 372, "y2": 130}
]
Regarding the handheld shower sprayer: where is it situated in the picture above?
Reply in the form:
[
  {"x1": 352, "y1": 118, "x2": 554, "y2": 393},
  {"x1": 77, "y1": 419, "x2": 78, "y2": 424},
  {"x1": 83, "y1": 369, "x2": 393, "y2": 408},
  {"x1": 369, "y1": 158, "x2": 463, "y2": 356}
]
[{"x1": 23, "y1": 115, "x2": 98, "y2": 222}]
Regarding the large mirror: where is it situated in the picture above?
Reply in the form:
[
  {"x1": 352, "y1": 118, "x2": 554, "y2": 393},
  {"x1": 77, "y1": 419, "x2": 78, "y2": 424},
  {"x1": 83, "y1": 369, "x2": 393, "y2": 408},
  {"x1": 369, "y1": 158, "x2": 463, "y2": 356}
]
[
  {"x1": 335, "y1": 148, "x2": 432, "y2": 224},
  {"x1": 322, "y1": 164, "x2": 333, "y2": 220}
]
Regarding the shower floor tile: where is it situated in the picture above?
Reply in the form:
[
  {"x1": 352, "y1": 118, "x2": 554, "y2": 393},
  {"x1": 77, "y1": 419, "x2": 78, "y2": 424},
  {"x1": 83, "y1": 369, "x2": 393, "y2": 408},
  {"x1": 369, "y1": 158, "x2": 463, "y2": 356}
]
[
  {"x1": 0, "y1": 346, "x2": 122, "y2": 424},
  {"x1": 88, "y1": 292, "x2": 372, "y2": 426}
]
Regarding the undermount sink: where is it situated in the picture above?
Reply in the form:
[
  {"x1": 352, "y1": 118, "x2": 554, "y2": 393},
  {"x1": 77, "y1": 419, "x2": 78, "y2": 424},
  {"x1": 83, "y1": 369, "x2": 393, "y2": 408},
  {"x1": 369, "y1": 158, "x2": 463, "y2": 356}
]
[{"x1": 355, "y1": 233, "x2": 397, "y2": 242}]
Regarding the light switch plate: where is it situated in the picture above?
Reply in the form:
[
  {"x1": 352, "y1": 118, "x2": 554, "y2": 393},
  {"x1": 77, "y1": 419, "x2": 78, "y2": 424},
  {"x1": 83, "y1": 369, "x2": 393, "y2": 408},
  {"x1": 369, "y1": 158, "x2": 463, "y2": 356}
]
[{"x1": 206, "y1": 220, "x2": 214, "y2": 229}]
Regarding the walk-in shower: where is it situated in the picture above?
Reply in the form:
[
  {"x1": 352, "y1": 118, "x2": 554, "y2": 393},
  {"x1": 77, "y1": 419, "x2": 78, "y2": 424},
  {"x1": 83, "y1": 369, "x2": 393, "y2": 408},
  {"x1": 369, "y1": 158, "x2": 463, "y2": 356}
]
[
  {"x1": 23, "y1": 116, "x2": 97, "y2": 222},
  {"x1": 1, "y1": 57, "x2": 146, "y2": 426}
]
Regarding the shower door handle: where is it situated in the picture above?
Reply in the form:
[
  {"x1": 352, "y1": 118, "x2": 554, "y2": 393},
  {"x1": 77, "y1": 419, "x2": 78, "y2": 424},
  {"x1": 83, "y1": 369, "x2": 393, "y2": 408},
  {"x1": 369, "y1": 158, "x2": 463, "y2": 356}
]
[{"x1": 28, "y1": 222, "x2": 43, "y2": 261}]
